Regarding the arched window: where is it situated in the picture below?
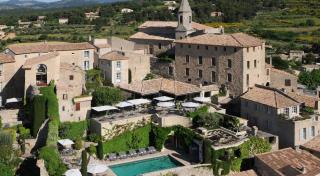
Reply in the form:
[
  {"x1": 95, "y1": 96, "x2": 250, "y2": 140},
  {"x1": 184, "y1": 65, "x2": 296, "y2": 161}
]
[
  {"x1": 180, "y1": 16, "x2": 183, "y2": 24},
  {"x1": 36, "y1": 64, "x2": 47, "y2": 86}
]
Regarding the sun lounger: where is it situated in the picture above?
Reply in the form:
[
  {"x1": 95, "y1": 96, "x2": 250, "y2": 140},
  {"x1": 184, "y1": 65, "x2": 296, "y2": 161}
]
[
  {"x1": 108, "y1": 153, "x2": 117, "y2": 161},
  {"x1": 118, "y1": 152, "x2": 127, "y2": 159},
  {"x1": 128, "y1": 150, "x2": 137, "y2": 157},
  {"x1": 147, "y1": 146, "x2": 157, "y2": 154},
  {"x1": 138, "y1": 148, "x2": 147, "y2": 156}
]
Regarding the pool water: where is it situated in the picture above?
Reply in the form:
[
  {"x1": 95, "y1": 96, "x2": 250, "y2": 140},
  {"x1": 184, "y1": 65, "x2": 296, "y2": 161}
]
[{"x1": 109, "y1": 155, "x2": 183, "y2": 176}]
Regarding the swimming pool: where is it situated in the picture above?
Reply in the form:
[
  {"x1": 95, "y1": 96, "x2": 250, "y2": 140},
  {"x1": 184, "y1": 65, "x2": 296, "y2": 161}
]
[{"x1": 109, "y1": 155, "x2": 183, "y2": 176}]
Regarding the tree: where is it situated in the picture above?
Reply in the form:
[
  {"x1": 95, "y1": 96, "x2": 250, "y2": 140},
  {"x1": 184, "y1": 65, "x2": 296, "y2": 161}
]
[
  {"x1": 272, "y1": 56, "x2": 289, "y2": 70},
  {"x1": 92, "y1": 87, "x2": 123, "y2": 106},
  {"x1": 0, "y1": 116, "x2": 2, "y2": 129},
  {"x1": 74, "y1": 137, "x2": 82, "y2": 150},
  {"x1": 306, "y1": 19, "x2": 316, "y2": 26},
  {"x1": 97, "y1": 141, "x2": 104, "y2": 160},
  {"x1": 31, "y1": 95, "x2": 47, "y2": 137},
  {"x1": 143, "y1": 73, "x2": 156, "y2": 80},
  {"x1": 303, "y1": 53, "x2": 316, "y2": 64},
  {"x1": 80, "y1": 150, "x2": 88, "y2": 176}
]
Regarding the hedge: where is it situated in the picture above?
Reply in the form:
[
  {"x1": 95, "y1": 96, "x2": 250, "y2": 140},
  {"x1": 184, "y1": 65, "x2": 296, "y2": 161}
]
[
  {"x1": 46, "y1": 118, "x2": 59, "y2": 147},
  {"x1": 39, "y1": 146, "x2": 67, "y2": 176},
  {"x1": 31, "y1": 95, "x2": 46, "y2": 137},
  {"x1": 59, "y1": 121, "x2": 87, "y2": 140},
  {"x1": 39, "y1": 81, "x2": 59, "y2": 119},
  {"x1": 150, "y1": 125, "x2": 171, "y2": 151},
  {"x1": 92, "y1": 87, "x2": 123, "y2": 106},
  {"x1": 102, "y1": 124, "x2": 151, "y2": 154}
]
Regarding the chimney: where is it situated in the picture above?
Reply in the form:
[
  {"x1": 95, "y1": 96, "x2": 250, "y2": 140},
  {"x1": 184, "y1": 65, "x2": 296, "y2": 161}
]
[
  {"x1": 296, "y1": 164, "x2": 307, "y2": 174},
  {"x1": 252, "y1": 126, "x2": 258, "y2": 136}
]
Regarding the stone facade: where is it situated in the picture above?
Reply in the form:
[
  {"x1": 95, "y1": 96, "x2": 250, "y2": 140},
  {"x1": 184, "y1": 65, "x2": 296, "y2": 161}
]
[
  {"x1": 0, "y1": 60, "x2": 16, "y2": 105},
  {"x1": 269, "y1": 68, "x2": 298, "y2": 92},
  {"x1": 175, "y1": 43, "x2": 267, "y2": 97}
]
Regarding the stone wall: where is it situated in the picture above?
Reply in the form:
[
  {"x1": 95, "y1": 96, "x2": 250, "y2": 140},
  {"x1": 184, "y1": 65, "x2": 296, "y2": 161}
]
[
  {"x1": 150, "y1": 57, "x2": 175, "y2": 79},
  {"x1": 270, "y1": 69, "x2": 298, "y2": 92}
]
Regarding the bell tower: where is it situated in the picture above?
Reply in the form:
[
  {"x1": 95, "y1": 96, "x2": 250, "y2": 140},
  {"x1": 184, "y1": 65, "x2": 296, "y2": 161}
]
[{"x1": 176, "y1": 0, "x2": 194, "y2": 39}]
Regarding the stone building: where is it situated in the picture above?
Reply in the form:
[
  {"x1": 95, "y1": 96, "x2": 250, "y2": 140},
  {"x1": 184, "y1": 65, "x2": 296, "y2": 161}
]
[
  {"x1": 241, "y1": 85, "x2": 320, "y2": 148},
  {"x1": 0, "y1": 53, "x2": 15, "y2": 106},
  {"x1": 255, "y1": 148, "x2": 320, "y2": 175},
  {"x1": 23, "y1": 52, "x2": 92, "y2": 122},
  {"x1": 175, "y1": 33, "x2": 268, "y2": 97},
  {"x1": 129, "y1": 0, "x2": 223, "y2": 55},
  {"x1": 269, "y1": 66, "x2": 298, "y2": 92}
]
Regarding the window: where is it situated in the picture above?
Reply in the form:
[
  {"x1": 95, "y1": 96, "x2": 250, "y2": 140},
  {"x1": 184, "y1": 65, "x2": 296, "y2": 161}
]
[
  {"x1": 180, "y1": 44, "x2": 183, "y2": 48},
  {"x1": 63, "y1": 94, "x2": 68, "y2": 100},
  {"x1": 0, "y1": 82, "x2": 2, "y2": 93},
  {"x1": 206, "y1": 46, "x2": 209, "y2": 50},
  {"x1": 267, "y1": 69, "x2": 270, "y2": 76},
  {"x1": 189, "y1": 16, "x2": 191, "y2": 23},
  {"x1": 301, "y1": 128, "x2": 307, "y2": 140},
  {"x1": 158, "y1": 43, "x2": 162, "y2": 49},
  {"x1": 168, "y1": 66, "x2": 174, "y2": 76},
  {"x1": 285, "y1": 108, "x2": 289, "y2": 115},
  {"x1": 76, "y1": 103, "x2": 80, "y2": 111},
  {"x1": 116, "y1": 72, "x2": 121, "y2": 80},
  {"x1": 293, "y1": 106, "x2": 297, "y2": 113},
  {"x1": 228, "y1": 73, "x2": 232, "y2": 82},
  {"x1": 285, "y1": 79, "x2": 291, "y2": 86},
  {"x1": 311, "y1": 126, "x2": 316, "y2": 137},
  {"x1": 247, "y1": 61, "x2": 250, "y2": 69},
  {"x1": 254, "y1": 60, "x2": 257, "y2": 68},
  {"x1": 69, "y1": 75, "x2": 74, "y2": 80},
  {"x1": 24, "y1": 55, "x2": 28, "y2": 58},
  {"x1": 185, "y1": 68, "x2": 190, "y2": 76},
  {"x1": 211, "y1": 71, "x2": 216, "y2": 82},
  {"x1": 62, "y1": 106, "x2": 65, "y2": 111},
  {"x1": 234, "y1": 48, "x2": 237, "y2": 52},
  {"x1": 198, "y1": 56, "x2": 203, "y2": 65},
  {"x1": 36, "y1": 64, "x2": 47, "y2": 86},
  {"x1": 267, "y1": 106, "x2": 271, "y2": 114},
  {"x1": 247, "y1": 48, "x2": 249, "y2": 52},
  {"x1": 198, "y1": 70, "x2": 203, "y2": 78},
  {"x1": 228, "y1": 59, "x2": 232, "y2": 68},
  {"x1": 212, "y1": 57, "x2": 216, "y2": 66},
  {"x1": 188, "y1": 45, "x2": 191, "y2": 48},
  {"x1": 185, "y1": 55, "x2": 190, "y2": 63},
  {"x1": 253, "y1": 47, "x2": 256, "y2": 52},
  {"x1": 197, "y1": 45, "x2": 200, "y2": 49},
  {"x1": 84, "y1": 51, "x2": 90, "y2": 58},
  {"x1": 246, "y1": 74, "x2": 249, "y2": 86},
  {"x1": 215, "y1": 47, "x2": 218, "y2": 51},
  {"x1": 84, "y1": 61, "x2": 90, "y2": 70},
  {"x1": 116, "y1": 61, "x2": 121, "y2": 68},
  {"x1": 245, "y1": 101, "x2": 248, "y2": 107},
  {"x1": 0, "y1": 64, "x2": 3, "y2": 77}
]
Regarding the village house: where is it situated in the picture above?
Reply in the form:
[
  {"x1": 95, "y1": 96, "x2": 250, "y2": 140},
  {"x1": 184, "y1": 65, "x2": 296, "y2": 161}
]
[
  {"x1": 175, "y1": 33, "x2": 268, "y2": 97},
  {"x1": 268, "y1": 65, "x2": 298, "y2": 92},
  {"x1": 129, "y1": 0, "x2": 224, "y2": 55},
  {"x1": 254, "y1": 148, "x2": 320, "y2": 175},
  {"x1": 289, "y1": 50, "x2": 304, "y2": 61},
  {"x1": 22, "y1": 52, "x2": 92, "y2": 122},
  {"x1": 210, "y1": 11, "x2": 224, "y2": 17},
  {"x1": 0, "y1": 53, "x2": 15, "y2": 106},
  {"x1": 302, "y1": 64, "x2": 320, "y2": 72},
  {"x1": 18, "y1": 20, "x2": 32, "y2": 29},
  {"x1": 58, "y1": 18, "x2": 69, "y2": 25},
  {"x1": 85, "y1": 11, "x2": 100, "y2": 21},
  {"x1": 241, "y1": 85, "x2": 320, "y2": 148},
  {"x1": 121, "y1": 8, "x2": 134, "y2": 14}
]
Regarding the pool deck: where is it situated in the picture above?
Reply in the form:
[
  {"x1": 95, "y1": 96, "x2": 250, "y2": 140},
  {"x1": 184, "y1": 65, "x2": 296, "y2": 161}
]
[{"x1": 94, "y1": 149, "x2": 191, "y2": 176}]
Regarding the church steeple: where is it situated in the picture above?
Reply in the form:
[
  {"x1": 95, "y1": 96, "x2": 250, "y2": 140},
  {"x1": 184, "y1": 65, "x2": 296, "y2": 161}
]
[{"x1": 176, "y1": 0, "x2": 193, "y2": 39}]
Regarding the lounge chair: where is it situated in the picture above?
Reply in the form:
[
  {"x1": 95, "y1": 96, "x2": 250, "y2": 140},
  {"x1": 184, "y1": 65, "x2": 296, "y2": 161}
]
[
  {"x1": 147, "y1": 146, "x2": 157, "y2": 154},
  {"x1": 118, "y1": 152, "x2": 127, "y2": 159},
  {"x1": 138, "y1": 148, "x2": 147, "y2": 156},
  {"x1": 108, "y1": 153, "x2": 117, "y2": 161},
  {"x1": 128, "y1": 150, "x2": 137, "y2": 157}
]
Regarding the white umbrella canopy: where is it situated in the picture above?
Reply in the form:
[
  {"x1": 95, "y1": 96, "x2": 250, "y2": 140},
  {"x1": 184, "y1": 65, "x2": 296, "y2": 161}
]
[
  {"x1": 157, "y1": 101, "x2": 175, "y2": 108},
  {"x1": 182, "y1": 102, "x2": 201, "y2": 108},
  {"x1": 92, "y1": 105, "x2": 118, "y2": 112},
  {"x1": 153, "y1": 96, "x2": 174, "y2": 102},
  {"x1": 58, "y1": 139, "x2": 74, "y2": 146},
  {"x1": 64, "y1": 169, "x2": 82, "y2": 176},
  {"x1": 127, "y1": 99, "x2": 151, "y2": 106},
  {"x1": 87, "y1": 164, "x2": 109, "y2": 174},
  {"x1": 193, "y1": 97, "x2": 211, "y2": 103},
  {"x1": 115, "y1": 101, "x2": 134, "y2": 108}
]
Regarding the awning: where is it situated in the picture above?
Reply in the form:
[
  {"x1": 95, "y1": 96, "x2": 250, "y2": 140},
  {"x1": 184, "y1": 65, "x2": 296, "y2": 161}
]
[
  {"x1": 6, "y1": 98, "x2": 22, "y2": 104},
  {"x1": 157, "y1": 101, "x2": 175, "y2": 108},
  {"x1": 127, "y1": 99, "x2": 151, "y2": 106},
  {"x1": 58, "y1": 139, "x2": 74, "y2": 146},
  {"x1": 153, "y1": 96, "x2": 174, "y2": 102},
  {"x1": 115, "y1": 101, "x2": 134, "y2": 108},
  {"x1": 92, "y1": 105, "x2": 118, "y2": 112},
  {"x1": 182, "y1": 102, "x2": 201, "y2": 108},
  {"x1": 64, "y1": 169, "x2": 81, "y2": 176},
  {"x1": 193, "y1": 97, "x2": 211, "y2": 103},
  {"x1": 87, "y1": 164, "x2": 109, "y2": 174}
]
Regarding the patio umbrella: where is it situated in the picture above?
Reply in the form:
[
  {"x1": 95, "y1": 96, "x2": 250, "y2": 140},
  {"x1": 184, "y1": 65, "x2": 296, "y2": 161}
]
[
  {"x1": 115, "y1": 101, "x2": 134, "y2": 108},
  {"x1": 64, "y1": 169, "x2": 82, "y2": 176},
  {"x1": 87, "y1": 164, "x2": 108, "y2": 174},
  {"x1": 182, "y1": 102, "x2": 201, "y2": 108},
  {"x1": 153, "y1": 96, "x2": 174, "y2": 102},
  {"x1": 157, "y1": 101, "x2": 175, "y2": 108},
  {"x1": 193, "y1": 97, "x2": 211, "y2": 103},
  {"x1": 91, "y1": 105, "x2": 118, "y2": 112},
  {"x1": 58, "y1": 139, "x2": 74, "y2": 146},
  {"x1": 127, "y1": 99, "x2": 151, "y2": 106}
]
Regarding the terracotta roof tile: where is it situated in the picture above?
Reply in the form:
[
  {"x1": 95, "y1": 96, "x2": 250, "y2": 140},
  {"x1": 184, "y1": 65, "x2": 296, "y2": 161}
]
[
  {"x1": 8, "y1": 42, "x2": 95, "y2": 55},
  {"x1": 100, "y1": 51, "x2": 129, "y2": 61},
  {"x1": 0, "y1": 53, "x2": 14, "y2": 64},
  {"x1": 255, "y1": 148, "x2": 320, "y2": 175},
  {"x1": 138, "y1": 21, "x2": 213, "y2": 31},
  {"x1": 175, "y1": 33, "x2": 263, "y2": 47},
  {"x1": 129, "y1": 32, "x2": 175, "y2": 41},
  {"x1": 271, "y1": 68, "x2": 297, "y2": 78},
  {"x1": 301, "y1": 135, "x2": 320, "y2": 154},
  {"x1": 287, "y1": 92, "x2": 319, "y2": 108},
  {"x1": 228, "y1": 170, "x2": 258, "y2": 176},
  {"x1": 23, "y1": 52, "x2": 59, "y2": 69},
  {"x1": 119, "y1": 78, "x2": 218, "y2": 96},
  {"x1": 241, "y1": 85, "x2": 300, "y2": 108}
]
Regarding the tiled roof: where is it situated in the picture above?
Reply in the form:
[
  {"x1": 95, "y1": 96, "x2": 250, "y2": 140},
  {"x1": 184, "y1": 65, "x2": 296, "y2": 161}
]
[
  {"x1": 301, "y1": 135, "x2": 320, "y2": 154},
  {"x1": 94, "y1": 43, "x2": 110, "y2": 49},
  {"x1": 0, "y1": 53, "x2": 15, "y2": 64},
  {"x1": 129, "y1": 32, "x2": 175, "y2": 41},
  {"x1": 175, "y1": 33, "x2": 263, "y2": 47},
  {"x1": 179, "y1": 0, "x2": 192, "y2": 12},
  {"x1": 118, "y1": 78, "x2": 218, "y2": 96},
  {"x1": 255, "y1": 148, "x2": 320, "y2": 175},
  {"x1": 287, "y1": 92, "x2": 319, "y2": 109},
  {"x1": 241, "y1": 85, "x2": 300, "y2": 108},
  {"x1": 271, "y1": 68, "x2": 297, "y2": 78},
  {"x1": 100, "y1": 51, "x2": 129, "y2": 61},
  {"x1": 228, "y1": 170, "x2": 258, "y2": 176},
  {"x1": 138, "y1": 21, "x2": 212, "y2": 31},
  {"x1": 23, "y1": 52, "x2": 59, "y2": 69},
  {"x1": 7, "y1": 42, "x2": 95, "y2": 55}
]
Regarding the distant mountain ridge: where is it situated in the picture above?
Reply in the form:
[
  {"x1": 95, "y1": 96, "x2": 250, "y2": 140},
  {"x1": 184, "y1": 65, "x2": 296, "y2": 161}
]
[{"x1": 0, "y1": 0, "x2": 126, "y2": 9}]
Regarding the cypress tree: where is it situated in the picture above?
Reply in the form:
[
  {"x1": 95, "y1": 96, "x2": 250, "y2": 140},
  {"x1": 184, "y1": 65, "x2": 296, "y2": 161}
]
[
  {"x1": 31, "y1": 96, "x2": 46, "y2": 137},
  {"x1": 97, "y1": 141, "x2": 104, "y2": 160},
  {"x1": 80, "y1": 150, "x2": 88, "y2": 176}
]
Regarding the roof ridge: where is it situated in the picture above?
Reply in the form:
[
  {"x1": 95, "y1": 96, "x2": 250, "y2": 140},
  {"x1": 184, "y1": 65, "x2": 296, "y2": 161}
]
[
  {"x1": 230, "y1": 34, "x2": 243, "y2": 47},
  {"x1": 274, "y1": 91, "x2": 278, "y2": 108}
]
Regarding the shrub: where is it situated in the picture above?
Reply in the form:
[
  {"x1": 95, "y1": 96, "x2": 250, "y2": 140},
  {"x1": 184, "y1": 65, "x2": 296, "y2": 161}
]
[
  {"x1": 39, "y1": 146, "x2": 67, "y2": 176},
  {"x1": 87, "y1": 133, "x2": 101, "y2": 143},
  {"x1": 80, "y1": 150, "x2": 88, "y2": 176},
  {"x1": 59, "y1": 121, "x2": 87, "y2": 140},
  {"x1": 143, "y1": 73, "x2": 156, "y2": 80},
  {"x1": 0, "y1": 162, "x2": 15, "y2": 176},
  {"x1": 74, "y1": 137, "x2": 82, "y2": 150},
  {"x1": 87, "y1": 144, "x2": 97, "y2": 156},
  {"x1": 46, "y1": 118, "x2": 60, "y2": 147},
  {"x1": 0, "y1": 116, "x2": 2, "y2": 129},
  {"x1": 17, "y1": 125, "x2": 31, "y2": 139},
  {"x1": 31, "y1": 95, "x2": 46, "y2": 137},
  {"x1": 97, "y1": 141, "x2": 104, "y2": 160},
  {"x1": 39, "y1": 81, "x2": 59, "y2": 119},
  {"x1": 150, "y1": 126, "x2": 171, "y2": 151},
  {"x1": 92, "y1": 87, "x2": 123, "y2": 106}
]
